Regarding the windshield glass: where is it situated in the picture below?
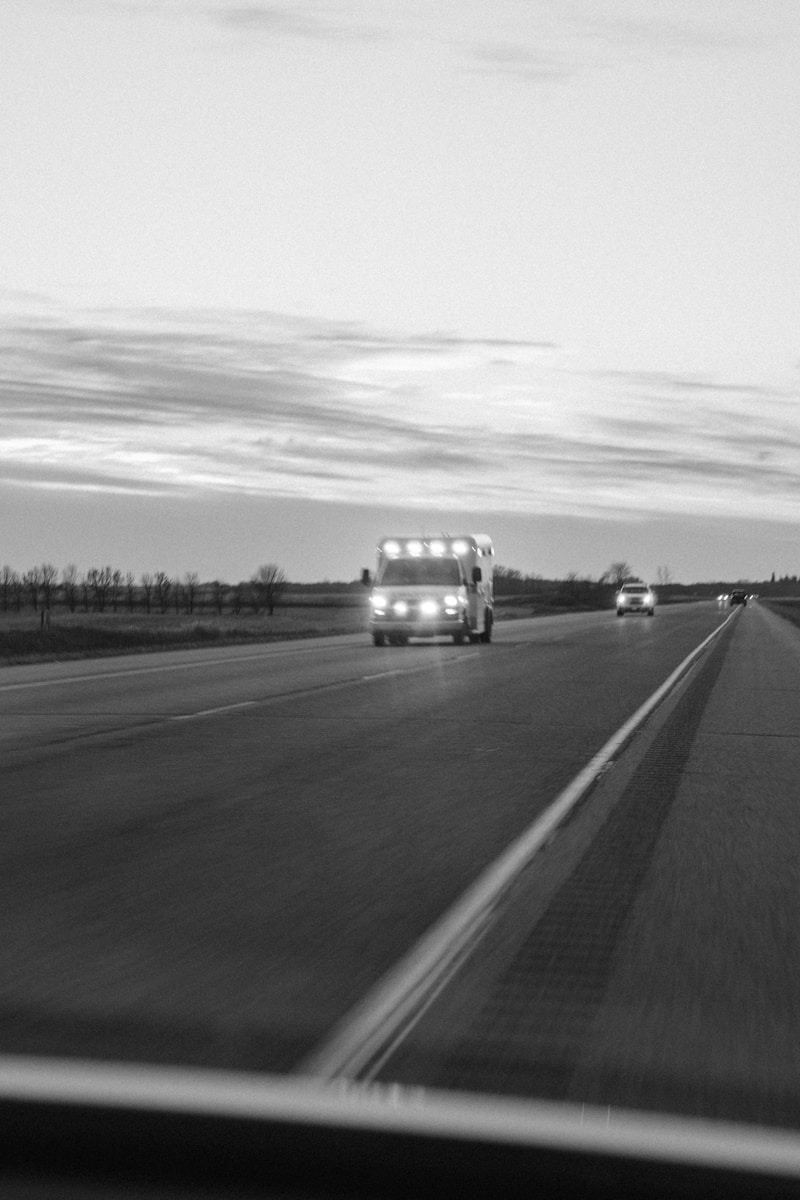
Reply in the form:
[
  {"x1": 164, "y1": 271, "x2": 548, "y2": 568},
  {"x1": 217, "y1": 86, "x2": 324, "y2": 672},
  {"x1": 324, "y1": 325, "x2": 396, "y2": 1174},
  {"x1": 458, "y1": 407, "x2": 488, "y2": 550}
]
[
  {"x1": 4, "y1": 0, "x2": 800, "y2": 1189},
  {"x1": 378, "y1": 557, "x2": 462, "y2": 587}
]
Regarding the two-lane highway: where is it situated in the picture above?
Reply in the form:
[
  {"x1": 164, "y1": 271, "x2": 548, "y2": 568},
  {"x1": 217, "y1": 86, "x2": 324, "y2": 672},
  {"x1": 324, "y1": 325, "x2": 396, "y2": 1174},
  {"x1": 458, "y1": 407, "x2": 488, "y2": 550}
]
[{"x1": 1, "y1": 603, "x2": 730, "y2": 1079}]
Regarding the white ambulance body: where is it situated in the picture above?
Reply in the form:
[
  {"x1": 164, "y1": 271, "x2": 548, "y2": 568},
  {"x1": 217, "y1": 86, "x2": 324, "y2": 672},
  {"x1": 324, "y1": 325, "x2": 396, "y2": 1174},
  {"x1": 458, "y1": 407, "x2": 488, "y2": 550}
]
[{"x1": 365, "y1": 535, "x2": 494, "y2": 646}]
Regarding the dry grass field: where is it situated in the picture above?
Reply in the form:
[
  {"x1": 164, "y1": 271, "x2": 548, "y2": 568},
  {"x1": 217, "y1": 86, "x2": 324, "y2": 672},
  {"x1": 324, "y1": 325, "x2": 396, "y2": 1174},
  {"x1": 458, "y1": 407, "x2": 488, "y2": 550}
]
[{"x1": 0, "y1": 597, "x2": 371, "y2": 665}]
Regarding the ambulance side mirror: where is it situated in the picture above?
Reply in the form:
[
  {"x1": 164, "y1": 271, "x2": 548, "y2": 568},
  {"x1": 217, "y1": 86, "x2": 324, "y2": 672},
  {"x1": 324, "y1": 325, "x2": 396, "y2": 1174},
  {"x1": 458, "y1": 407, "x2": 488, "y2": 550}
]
[
  {"x1": 472, "y1": 567, "x2": 482, "y2": 584},
  {"x1": 361, "y1": 569, "x2": 372, "y2": 587}
]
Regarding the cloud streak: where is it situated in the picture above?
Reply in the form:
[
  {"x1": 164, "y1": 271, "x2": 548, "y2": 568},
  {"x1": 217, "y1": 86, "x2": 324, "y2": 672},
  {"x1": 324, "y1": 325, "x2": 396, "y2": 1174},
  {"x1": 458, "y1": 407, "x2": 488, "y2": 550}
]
[
  {"x1": 1, "y1": 304, "x2": 798, "y2": 524},
  {"x1": 459, "y1": 3, "x2": 755, "y2": 85},
  {"x1": 203, "y1": 0, "x2": 390, "y2": 43},
  {"x1": 122, "y1": 1, "x2": 756, "y2": 84}
]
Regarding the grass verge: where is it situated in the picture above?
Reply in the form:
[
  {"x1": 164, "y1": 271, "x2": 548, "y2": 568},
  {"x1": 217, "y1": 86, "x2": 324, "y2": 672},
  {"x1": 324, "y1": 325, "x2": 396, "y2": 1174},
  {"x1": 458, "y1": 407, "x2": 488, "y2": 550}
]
[
  {"x1": 762, "y1": 599, "x2": 800, "y2": 632},
  {"x1": 0, "y1": 607, "x2": 368, "y2": 666}
]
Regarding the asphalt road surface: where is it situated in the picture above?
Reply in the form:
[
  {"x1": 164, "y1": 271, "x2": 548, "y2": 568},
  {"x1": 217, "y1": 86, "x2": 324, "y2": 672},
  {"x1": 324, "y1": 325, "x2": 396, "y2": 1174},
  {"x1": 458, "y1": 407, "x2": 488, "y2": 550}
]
[{"x1": 5, "y1": 600, "x2": 797, "y2": 1132}]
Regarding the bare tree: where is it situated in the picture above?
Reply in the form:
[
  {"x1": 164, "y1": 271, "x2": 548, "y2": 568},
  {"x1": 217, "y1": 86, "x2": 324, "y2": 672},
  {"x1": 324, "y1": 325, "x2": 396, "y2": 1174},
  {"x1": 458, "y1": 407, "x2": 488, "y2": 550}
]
[
  {"x1": 87, "y1": 566, "x2": 113, "y2": 612},
  {"x1": 601, "y1": 561, "x2": 634, "y2": 589},
  {"x1": 22, "y1": 567, "x2": 42, "y2": 612},
  {"x1": 154, "y1": 571, "x2": 171, "y2": 614},
  {"x1": 231, "y1": 581, "x2": 247, "y2": 615},
  {"x1": 85, "y1": 569, "x2": 98, "y2": 610},
  {"x1": 252, "y1": 563, "x2": 287, "y2": 616},
  {"x1": 183, "y1": 572, "x2": 199, "y2": 615},
  {"x1": 62, "y1": 564, "x2": 79, "y2": 613},
  {"x1": 125, "y1": 571, "x2": 136, "y2": 611},
  {"x1": 1, "y1": 565, "x2": 15, "y2": 613},
  {"x1": 141, "y1": 572, "x2": 153, "y2": 614},
  {"x1": 172, "y1": 577, "x2": 182, "y2": 614},
  {"x1": 656, "y1": 565, "x2": 672, "y2": 587},
  {"x1": 39, "y1": 563, "x2": 58, "y2": 611},
  {"x1": 110, "y1": 569, "x2": 123, "y2": 612},
  {"x1": 10, "y1": 571, "x2": 24, "y2": 612},
  {"x1": 209, "y1": 579, "x2": 226, "y2": 616}
]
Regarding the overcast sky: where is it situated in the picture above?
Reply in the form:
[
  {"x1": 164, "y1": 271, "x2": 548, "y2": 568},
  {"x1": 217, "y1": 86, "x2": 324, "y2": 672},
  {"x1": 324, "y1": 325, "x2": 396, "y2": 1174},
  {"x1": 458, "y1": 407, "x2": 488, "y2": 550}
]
[{"x1": 2, "y1": 0, "x2": 799, "y2": 583}]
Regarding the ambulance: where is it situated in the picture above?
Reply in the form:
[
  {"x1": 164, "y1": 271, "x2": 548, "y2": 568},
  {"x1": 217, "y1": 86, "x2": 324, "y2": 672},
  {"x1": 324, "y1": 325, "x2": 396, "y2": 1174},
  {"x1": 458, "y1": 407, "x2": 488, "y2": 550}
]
[{"x1": 363, "y1": 535, "x2": 494, "y2": 646}]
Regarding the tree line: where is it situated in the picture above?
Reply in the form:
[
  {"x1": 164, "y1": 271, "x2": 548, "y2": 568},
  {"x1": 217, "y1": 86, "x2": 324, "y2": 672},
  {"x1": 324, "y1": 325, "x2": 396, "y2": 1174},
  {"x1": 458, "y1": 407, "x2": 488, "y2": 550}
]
[
  {"x1": 0, "y1": 563, "x2": 288, "y2": 617},
  {"x1": 1, "y1": 559, "x2": 660, "y2": 617},
  {"x1": 493, "y1": 560, "x2": 663, "y2": 601}
]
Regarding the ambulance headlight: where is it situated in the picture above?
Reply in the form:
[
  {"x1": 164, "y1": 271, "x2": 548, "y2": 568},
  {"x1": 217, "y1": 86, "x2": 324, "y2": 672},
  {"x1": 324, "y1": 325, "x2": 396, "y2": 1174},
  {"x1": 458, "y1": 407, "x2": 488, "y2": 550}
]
[
  {"x1": 393, "y1": 600, "x2": 409, "y2": 616},
  {"x1": 371, "y1": 594, "x2": 387, "y2": 609},
  {"x1": 420, "y1": 600, "x2": 438, "y2": 616},
  {"x1": 443, "y1": 594, "x2": 459, "y2": 606}
]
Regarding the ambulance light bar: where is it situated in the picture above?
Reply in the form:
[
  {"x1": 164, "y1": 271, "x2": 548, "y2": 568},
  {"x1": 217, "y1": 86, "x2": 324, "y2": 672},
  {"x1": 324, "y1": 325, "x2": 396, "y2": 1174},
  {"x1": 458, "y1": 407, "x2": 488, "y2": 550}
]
[{"x1": 380, "y1": 538, "x2": 479, "y2": 559}]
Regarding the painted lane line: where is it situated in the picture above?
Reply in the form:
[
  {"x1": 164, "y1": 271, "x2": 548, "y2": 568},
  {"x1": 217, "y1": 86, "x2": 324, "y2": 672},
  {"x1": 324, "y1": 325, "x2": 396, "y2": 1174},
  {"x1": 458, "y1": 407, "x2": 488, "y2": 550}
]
[
  {"x1": 362, "y1": 652, "x2": 479, "y2": 683},
  {"x1": 170, "y1": 652, "x2": 481, "y2": 721},
  {"x1": 300, "y1": 611, "x2": 738, "y2": 1081},
  {"x1": 172, "y1": 700, "x2": 259, "y2": 721},
  {"x1": 0, "y1": 639, "x2": 368, "y2": 693},
  {"x1": 0, "y1": 644, "x2": 478, "y2": 695}
]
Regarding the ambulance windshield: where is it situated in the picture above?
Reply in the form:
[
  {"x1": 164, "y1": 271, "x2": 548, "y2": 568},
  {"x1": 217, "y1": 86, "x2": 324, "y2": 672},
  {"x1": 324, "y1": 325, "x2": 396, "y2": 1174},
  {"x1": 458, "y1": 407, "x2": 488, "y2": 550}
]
[{"x1": 379, "y1": 557, "x2": 462, "y2": 587}]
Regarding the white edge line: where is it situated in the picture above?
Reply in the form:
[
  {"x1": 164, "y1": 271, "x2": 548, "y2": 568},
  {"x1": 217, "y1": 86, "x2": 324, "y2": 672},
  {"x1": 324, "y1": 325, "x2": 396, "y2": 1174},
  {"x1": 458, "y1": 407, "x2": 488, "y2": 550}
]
[
  {"x1": 0, "y1": 638, "x2": 363, "y2": 693},
  {"x1": 301, "y1": 611, "x2": 738, "y2": 1079},
  {"x1": 0, "y1": 1055, "x2": 799, "y2": 1178}
]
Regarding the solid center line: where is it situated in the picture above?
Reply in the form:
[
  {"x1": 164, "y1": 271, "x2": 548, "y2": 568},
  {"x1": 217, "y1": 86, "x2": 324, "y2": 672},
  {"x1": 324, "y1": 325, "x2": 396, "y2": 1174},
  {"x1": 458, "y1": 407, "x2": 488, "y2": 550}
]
[
  {"x1": 172, "y1": 700, "x2": 259, "y2": 721},
  {"x1": 171, "y1": 652, "x2": 481, "y2": 720}
]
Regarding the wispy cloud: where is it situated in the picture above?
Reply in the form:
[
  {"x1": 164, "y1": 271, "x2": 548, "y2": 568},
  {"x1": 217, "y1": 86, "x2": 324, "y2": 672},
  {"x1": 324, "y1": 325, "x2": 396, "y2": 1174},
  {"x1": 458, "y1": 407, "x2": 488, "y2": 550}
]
[
  {"x1": 108, "y1": 1, "x2": 760, "y2": 87},
  {"x1": 204, "y1": 0, "x2": 389, "y2": 42},
  {"x1": 466, "y1": 3, "x2": 756, "y2": 86},
  {"x1": 467, "y1": 42, "x2": 579, "y2": 85},
  {"x1": 577, "y1": 9, "x2": 752, "y2": 58},
  {"x1": 1, "y1": 303, "x2": 797, "y2": 523}
]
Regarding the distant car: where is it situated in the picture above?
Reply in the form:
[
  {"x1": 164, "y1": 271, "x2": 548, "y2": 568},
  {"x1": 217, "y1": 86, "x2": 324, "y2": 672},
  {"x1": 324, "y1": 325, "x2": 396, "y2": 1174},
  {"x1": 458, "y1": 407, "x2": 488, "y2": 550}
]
[
  {"x1": 729, "y1": 589, "x2": 747, "y2": 606},
  {"x1": 616, "y1": 582, "x2": 655, "y2": 616}
]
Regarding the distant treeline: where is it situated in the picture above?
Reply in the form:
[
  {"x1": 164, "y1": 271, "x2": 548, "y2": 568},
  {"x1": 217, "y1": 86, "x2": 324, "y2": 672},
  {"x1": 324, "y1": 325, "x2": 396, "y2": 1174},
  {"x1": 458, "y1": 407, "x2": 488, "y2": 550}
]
[
  {"x1": 2, "y1": 561, "x2": 797, "y2": 618},
  {"x1": 0, "y1": 563, "x2": 292, "y2": 617}
]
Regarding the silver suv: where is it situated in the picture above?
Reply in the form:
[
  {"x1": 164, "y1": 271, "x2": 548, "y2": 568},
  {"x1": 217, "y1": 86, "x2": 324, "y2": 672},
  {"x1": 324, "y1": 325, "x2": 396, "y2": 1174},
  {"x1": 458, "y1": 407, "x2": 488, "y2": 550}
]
[{"x1": 616, "y1": 582, "x2": 655, "y2": 617}]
